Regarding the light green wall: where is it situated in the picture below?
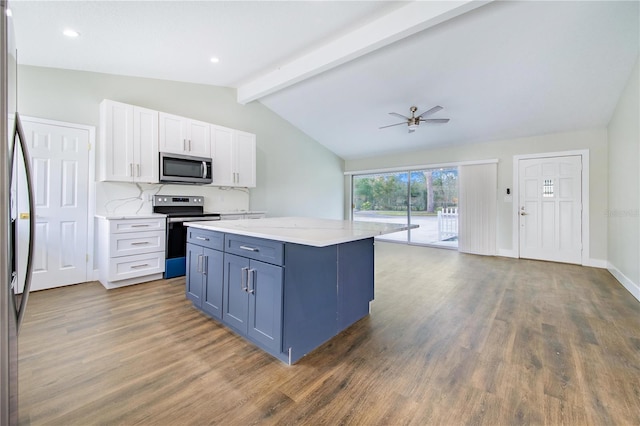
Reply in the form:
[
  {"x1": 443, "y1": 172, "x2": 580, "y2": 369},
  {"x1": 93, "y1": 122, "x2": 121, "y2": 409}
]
[
  {"x1": 17, "y1": 65, "x2": 345, "y2": 219},
  {"x1": 345, "y1": 128, "x2": 609, "y2": 262},
  {"x1": 607, "y1": 56, "x2": 639, "y2": 297}
]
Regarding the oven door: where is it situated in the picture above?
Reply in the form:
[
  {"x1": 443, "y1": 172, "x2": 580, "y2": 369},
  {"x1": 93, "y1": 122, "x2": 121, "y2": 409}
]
[{"x1": 164, "y1": 216, "x2": 220, "y2": 278}]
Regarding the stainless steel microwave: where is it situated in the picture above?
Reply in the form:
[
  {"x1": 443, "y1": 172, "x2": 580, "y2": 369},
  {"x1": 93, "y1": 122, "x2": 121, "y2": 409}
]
[{"x1": 159, "y1": 152, "x2": 213, "y2": 184}]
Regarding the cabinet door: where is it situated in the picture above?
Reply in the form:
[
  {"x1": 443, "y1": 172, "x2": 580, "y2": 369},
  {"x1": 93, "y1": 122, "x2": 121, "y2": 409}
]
[
  {"x1": 210, "y1": 125, "x2": 235, "y2": 186},
  {"x1": 133, "y1": 106, "x2": 159, "y2": 183},
  {"x1": 159, "y1": 112, "x2": 187, "y2": 154},
  {"x1": 186, "y1": 119, "x2": 211, "y2": 158},
  {"x1": 235, "y1": 131, "x2": 256, "y2": 188},
  {"x1": 223, "y1": 253, "x2": 249, "y2": 332},
  {"x1": 247, "y1": 260, "x2": 282, "y2": 353},
  {"x1": 201, "y1": 247, "x2": 224, "y2": 320},
  {"x1": 100, "y1": 100, "x2": 134, "y2": 182},
  {"x1": 186, "y1": 244, "x2": 203, "y2": 307}
]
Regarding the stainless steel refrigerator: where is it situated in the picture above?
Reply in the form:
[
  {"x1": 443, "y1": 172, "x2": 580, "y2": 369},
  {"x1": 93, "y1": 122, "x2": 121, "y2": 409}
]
[{"x1": 1, "y1": 1, "x2": 35, "y2": 424}]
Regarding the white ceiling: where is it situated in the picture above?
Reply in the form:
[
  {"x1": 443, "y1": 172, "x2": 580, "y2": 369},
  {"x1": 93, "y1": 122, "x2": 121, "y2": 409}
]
[{"x1": 10, "y1": 1, "x2": 640, "y2": 160}]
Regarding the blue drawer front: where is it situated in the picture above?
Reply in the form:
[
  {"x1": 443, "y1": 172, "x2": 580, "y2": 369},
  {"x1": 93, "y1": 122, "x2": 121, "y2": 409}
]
[
  {"x1": 187, "y1": 228, "x2": 224, "y2": 251},
  {"x1": 225, "y1": 234, "x2": 284, "y2": 266}
]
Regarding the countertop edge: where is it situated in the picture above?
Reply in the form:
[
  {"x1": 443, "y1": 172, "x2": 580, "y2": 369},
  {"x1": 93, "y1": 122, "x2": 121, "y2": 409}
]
[{"x1": 187, "y1": 219, "x2": 417, "y2": 248}]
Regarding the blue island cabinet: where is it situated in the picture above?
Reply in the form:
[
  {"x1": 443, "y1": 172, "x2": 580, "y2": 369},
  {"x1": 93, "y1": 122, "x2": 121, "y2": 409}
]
[
  {"x1": 185, "y1": 228, "x2": 224, "y2": 319},
  {"x1": 185, "y1": 226, "x2": 374, "y2": 364}
]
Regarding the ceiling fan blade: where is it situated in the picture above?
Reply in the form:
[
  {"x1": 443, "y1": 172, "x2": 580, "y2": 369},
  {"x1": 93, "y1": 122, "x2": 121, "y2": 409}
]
[
  {"x1": 422, "y1": 118, "x2": 450, "y2": 124},
  {"x1": 417, "y1": 105, "x2": 443, "y2": 119},
  {"x1": 389, "y1": 112, "x2": 410, "y2": 120},
  {"x1": 379, "y1": 122, "x2": 407, "y2": 129}
]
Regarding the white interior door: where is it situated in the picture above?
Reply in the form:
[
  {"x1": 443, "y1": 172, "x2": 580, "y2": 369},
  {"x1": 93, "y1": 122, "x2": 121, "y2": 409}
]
[
  {"x1": 16, "y1": 119, "x2": 90, "y2": 291},
  {"x1": 518, "y1": 155, "x2": 582, "y2": 264}
]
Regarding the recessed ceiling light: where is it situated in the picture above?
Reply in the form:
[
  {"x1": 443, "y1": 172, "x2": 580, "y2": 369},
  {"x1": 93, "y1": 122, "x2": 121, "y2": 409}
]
[
  {"x1": 210, "y1": 57, "x2": 220, "y2": 64},
  {"x1": 63, "y1": 28, "x2": 80, "y2": 38}
]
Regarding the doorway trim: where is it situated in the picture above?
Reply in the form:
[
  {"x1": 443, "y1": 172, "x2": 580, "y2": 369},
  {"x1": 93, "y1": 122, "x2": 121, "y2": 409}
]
[
  {"x1": 22, "y1": 115, "x2": 96, "y2": 285},
  {"x1": 512, "y1": 149, "x2": 590, "y2": 265}
]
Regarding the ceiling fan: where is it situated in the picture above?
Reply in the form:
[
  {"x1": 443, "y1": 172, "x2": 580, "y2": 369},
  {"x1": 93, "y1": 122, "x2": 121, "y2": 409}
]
[{"x1": 379, "y1": 105, "x2": 450, "y2": 133}]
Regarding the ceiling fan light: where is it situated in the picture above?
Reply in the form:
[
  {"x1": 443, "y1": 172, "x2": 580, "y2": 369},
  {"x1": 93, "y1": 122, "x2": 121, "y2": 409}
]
[{"x1": 408, "y1": 123, "x2": 418, "y2": 131}]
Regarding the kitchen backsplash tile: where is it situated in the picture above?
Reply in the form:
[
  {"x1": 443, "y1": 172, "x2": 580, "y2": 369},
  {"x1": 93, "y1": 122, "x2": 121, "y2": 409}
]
[{"x1": 95, "y1": 182, "x2": 250, "y2": 216}]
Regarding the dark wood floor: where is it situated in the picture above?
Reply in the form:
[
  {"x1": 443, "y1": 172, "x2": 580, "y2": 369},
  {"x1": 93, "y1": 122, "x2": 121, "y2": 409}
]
[{"x1": 18, "y1": 242, "x2": 640, "y2": 425}]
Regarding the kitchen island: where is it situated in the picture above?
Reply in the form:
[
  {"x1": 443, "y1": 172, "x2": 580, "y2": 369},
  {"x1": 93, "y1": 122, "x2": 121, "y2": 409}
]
[{"x1": 186, "y1": 217, "x2": 414, "y2": 364}]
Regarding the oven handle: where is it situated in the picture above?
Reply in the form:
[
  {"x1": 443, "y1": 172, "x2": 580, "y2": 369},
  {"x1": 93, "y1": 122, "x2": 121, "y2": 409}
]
[{"x1": 167, "y1": 216, "x2": 221, "y2": 223}]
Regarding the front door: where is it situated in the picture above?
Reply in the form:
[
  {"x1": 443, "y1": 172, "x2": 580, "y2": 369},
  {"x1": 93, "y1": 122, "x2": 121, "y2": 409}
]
[
  {"x1": 16, "y1": 119, "x2": 90, "y2": 291},
  {"x1": 518, "y1": 155, "x2": 582, "y2": 264}
]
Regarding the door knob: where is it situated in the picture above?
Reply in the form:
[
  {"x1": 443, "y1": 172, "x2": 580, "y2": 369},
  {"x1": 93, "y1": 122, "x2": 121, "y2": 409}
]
[{"x1": 520, "y1": 212, "x2": 528, "y2": 216}]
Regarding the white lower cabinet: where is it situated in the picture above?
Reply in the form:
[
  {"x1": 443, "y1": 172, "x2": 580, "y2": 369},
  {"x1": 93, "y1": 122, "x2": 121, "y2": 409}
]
[{"x1": 97, "y1": 216, "x2": 166, "y2": 289}]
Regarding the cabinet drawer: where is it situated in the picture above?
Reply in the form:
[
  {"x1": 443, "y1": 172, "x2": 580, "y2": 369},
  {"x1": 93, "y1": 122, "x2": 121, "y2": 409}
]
[
  {"x1": 187, "y1": 227, "x2": 224, "y2": 251},
  {"x1": 225, "y1": 234, "x2": 284, "y2": 266},
  {"x1": 110, "y1": 218, "x2": 166, "y2": 233},
  {"x1": 110, "y1": 230, "x2": 165, "y2": 257},
  {"x1": 108, "y1": 251, "x2": 164, "y2": 281}
]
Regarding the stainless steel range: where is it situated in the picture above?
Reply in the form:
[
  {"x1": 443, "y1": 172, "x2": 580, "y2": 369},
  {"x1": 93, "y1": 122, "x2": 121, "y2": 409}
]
[{"x1": 153, "y1": 195, "x2": 220, "y2": 278}]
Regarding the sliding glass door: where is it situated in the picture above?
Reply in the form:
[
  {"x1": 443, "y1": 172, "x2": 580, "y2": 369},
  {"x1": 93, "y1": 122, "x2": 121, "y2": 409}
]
[
  {"x1": 352, "y1": 167, "x2": 458, "y2": 247},
  {"x1": 352, "y1": 172, "x2": 409, "y2": 242}
]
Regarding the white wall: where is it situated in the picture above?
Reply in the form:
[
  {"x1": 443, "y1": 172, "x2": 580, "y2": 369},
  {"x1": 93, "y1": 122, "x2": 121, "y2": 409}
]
[
  {"x1": 607, "y1": 56, "x2": 640, "y2": 301},
  {"x1": 344, "y1": 128, "x2": 609, "y2": 263},
  {"x1": 17, "y1": 65, "x2": 345, "y2": 218}
]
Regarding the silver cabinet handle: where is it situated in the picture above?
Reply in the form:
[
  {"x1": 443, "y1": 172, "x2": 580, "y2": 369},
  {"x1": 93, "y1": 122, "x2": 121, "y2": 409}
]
[
  {"x1": 196, "y1": 254, "x2": 203, "y2": 273},
  {"x1": 189, "y1": 139, "x2": 192, "y2": 151},
  {"x1": 136, "y1": 164, "x2": 141, "y2": 177},
  {"x1": 183, "y1": 139, "x2": 187, "y2": 151},
  {"x1": 240, "y1": 245, "x2": 259, "y2": 252},
  {"x1": 203, "y1": 255, "x2": 208, "y2": 276},
  {"x1": 131, "y1": 224, "x2": 149, "y2": 228},
  {"x1": 129, "y1": 163, "x2": 133, "y2": 177},
  {"x1": 131, "y1": 241, "x2": 149, "y2": 246},
  {"x1": 241, "y1": 266, "x2": 249, "y2": 292},
  {"x1": 248, "y1": 268, "x2": 255, "y2": 294},
  {"x1": 131, "y1": 264, "x2": 149, "y2": 269},
  {"x1": 195, "y1": 236, "x2": 209, "y2": 241}
]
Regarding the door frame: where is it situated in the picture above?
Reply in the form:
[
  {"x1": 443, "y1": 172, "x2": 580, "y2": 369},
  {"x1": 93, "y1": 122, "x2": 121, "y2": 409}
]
[
  {"x1": 22, "y1": 116, "x2": 96, "y2": 285},
  {"x1": 512, "y1": 149, "x2": 589, "y2": 265}
]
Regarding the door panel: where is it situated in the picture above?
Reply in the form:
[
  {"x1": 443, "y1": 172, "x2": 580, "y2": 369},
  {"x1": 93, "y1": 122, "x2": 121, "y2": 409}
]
[
  {"x1": 17, "y1": 120, "x2": 90, "y2": 291},
  {"x1": 519, "y1": 155, "x2": 582, "y2": 264},
  {"x1": 185, "y1": 244, "x2": 202, "y2": 306},
  {"x1": 247, "y1": 260, "x2": 282, "y2": 353},
  {"x1": 223, "y1": 253, "x2": 249, "y2": 332},
  {"x1": 202, "y1": 247, "x2": 223, "y2": 320}
]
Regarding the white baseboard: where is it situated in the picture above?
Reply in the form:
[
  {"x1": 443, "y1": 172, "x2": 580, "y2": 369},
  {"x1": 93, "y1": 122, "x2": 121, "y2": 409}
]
[
  {"x1": 497, "y1": 249, "x2": 517, "y2": 258},
  {"x1": 608, "y1": 262, "x2": 640, "y2": 302},
  {"x1": 587, "y1": 258, "x2": 608, "y2": 268}
]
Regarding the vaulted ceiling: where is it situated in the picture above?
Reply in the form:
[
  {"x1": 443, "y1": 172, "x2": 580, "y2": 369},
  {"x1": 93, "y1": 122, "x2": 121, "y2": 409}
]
[{"x1": 10, "y1": 1, "x2": 640, "y2": 160}]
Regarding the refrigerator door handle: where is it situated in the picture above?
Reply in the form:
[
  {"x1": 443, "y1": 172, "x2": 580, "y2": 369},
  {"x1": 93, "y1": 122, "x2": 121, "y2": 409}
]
[{"x1": 11, "y1": 113, "x2": 36, "y2": 332}]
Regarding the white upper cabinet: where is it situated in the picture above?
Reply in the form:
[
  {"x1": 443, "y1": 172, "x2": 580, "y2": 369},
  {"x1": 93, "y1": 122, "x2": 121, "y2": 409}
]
[
  {"x1": 211, "y1": 125, "x2": 235, "y2": 186},
  {"x1": 99, "y1": 100, "x2": 255, "y2": 187},
  {"x1": 235, "y1": 130, "x2": 256, "y2": 187},
  {"x1": 211, "y1": 125, "x2": 256, "y2": 188},
  {"x1": 100, "y1": 100, "x2": 159, "y2": 183},
  {"x1": 159, "y1": 112, "x2": 211, "y2": 158}
]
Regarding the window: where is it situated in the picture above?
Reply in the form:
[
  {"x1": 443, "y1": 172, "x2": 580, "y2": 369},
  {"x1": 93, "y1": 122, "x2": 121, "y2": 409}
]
[{"x1": 352, "y1": 167, "x2": 458, "y2": 247}]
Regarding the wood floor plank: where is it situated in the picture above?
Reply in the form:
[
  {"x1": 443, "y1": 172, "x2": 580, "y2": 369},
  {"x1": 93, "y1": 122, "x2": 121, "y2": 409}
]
[{"x1": 18, "y1": 242, "x2": 640, "y2": 425}]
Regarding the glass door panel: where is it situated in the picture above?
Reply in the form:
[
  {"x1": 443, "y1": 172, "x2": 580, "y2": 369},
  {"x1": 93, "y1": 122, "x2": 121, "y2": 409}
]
[
  {"x1": 352, "y1": 167, "x2": 458, "y2": 248},
  {"x1": 353, "y1": 172, "x2": 409, "y2": 242}
]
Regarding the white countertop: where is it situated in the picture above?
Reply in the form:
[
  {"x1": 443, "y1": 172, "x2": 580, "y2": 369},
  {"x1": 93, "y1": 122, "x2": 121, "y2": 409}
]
[{"x1": 187, "y1": 217, "x2": 416, "y2": 247}]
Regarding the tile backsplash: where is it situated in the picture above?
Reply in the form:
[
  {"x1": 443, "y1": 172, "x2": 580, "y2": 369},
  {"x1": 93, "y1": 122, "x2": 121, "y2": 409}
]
[{"x1": 95, "y1": 182, "x2": 250, "y2": 216}]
